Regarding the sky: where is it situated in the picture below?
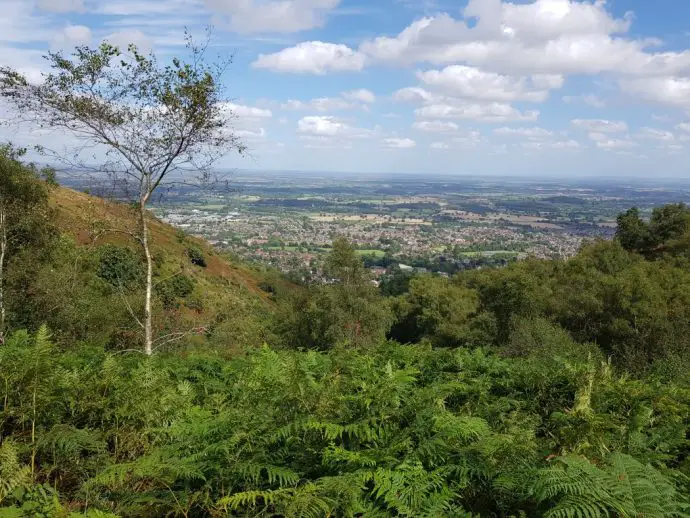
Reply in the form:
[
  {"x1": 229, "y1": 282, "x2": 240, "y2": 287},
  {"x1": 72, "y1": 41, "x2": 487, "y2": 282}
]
[{"x1": 3, "y1": 0, "x2": 690, "y2": 177}]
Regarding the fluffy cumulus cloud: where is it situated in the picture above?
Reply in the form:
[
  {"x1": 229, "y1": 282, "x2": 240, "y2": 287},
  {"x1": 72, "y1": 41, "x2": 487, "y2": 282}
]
[
  {"x1": 203, "y1": 0, "x2": 340, "y2": 34},
  {"x1": 356, "y1": 1, "x2": 688, "y2": 77},
  {"x1": 417, "y1": 66, "x2": 563, "y2": 103},
  {"x1": 253, "y1": 42, "x2": 366, "y2": 74},
  {"x1": 297, "y1": 116, "x2": 376, "y2": 140},
  {"x1": 393, "y1": 85, "x2": 539, "y2": 123},
  {"x1": 255, "y1": 0, "x2": 690, "y2": 117},
  {"x1": 220, "y1": 103, "x2": 272, "y2": 142}
]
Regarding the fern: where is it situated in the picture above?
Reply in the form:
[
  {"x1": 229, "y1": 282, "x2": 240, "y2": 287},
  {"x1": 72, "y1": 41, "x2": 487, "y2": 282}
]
[
  {"x1": 0, "y1": 440, "x2": 30, "y2": 505},
  {"x1": 535, "y1": 453, "x2": 689, "y2": 518}
]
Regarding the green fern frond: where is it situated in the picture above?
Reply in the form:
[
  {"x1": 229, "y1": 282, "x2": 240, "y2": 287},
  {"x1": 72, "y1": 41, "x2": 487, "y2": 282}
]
[{"x1": 0, "y1": 440, "x2": 31, "y2": 505}]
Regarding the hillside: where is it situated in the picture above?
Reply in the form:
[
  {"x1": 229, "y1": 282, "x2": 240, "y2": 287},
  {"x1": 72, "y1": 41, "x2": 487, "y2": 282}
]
[
  {"x1": 50, "y1": 186, "x2": 270, "y2": 300},
  {"x1": 34, "y1": 185, "x2": 279, "y2": 351}
]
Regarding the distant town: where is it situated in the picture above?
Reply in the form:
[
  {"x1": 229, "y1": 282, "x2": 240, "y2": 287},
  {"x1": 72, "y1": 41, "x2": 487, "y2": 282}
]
[{"x1": 143, "y1": 172, "x2": 690, "y2": 283}]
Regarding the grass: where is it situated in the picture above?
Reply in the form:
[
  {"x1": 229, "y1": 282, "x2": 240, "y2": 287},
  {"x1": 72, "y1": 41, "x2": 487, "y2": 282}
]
[
  {"x1": 50, "y1": 186, "x2": 273, "y2": 305},
  {"x1": 356, "y1": 249, "x2": 386, "y2": 258}
]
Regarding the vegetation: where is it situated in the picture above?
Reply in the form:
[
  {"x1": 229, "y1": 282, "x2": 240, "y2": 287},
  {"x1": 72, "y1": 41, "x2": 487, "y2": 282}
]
[{"x1": 0, "y1": 146, "x2": 688, "y2": 516}]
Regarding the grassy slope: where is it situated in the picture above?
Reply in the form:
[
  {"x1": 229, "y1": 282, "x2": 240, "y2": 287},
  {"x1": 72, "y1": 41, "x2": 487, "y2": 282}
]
[{"x1": 49, "y1": 187, "x2": 278, "y2": 346}]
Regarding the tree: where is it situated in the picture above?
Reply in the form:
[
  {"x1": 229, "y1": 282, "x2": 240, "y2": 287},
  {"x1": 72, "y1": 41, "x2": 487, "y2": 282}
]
[
  {"x1": 616, "y1": 207, "x2": 650, "y2": 252},
  {"x1": 277, "y1": 238, "x2": 393, "y2": 349},
  {"x1": 324, "y1": 237, "x2": 367, "y2": 285},
  {"x1": 616, "y1": 204, "x2": 690, "y2": 256},
  {"x1": 389, "y1": 275, "x2": 480, "y2": 347},
  {"x1": 648, "y1": 202, "x2": 690, "y2": 246},
  {"x1": 0, "y1": 145, "x2": 52, "y2": 343},
  {"x1": 1, "y1": 33, "x2": 245, "y2": 354}
]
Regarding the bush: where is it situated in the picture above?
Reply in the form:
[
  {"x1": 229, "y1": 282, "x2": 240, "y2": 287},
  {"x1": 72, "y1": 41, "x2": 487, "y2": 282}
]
[
  {"x1": 97, "y1": 245, "x2": 143, "y2": 288},
  {"x1": 156, "y1": 274, "x2": 195, "y2": 309},
  {"x1": 186, "y1": 246, "x2": 206, "y2": 267}
]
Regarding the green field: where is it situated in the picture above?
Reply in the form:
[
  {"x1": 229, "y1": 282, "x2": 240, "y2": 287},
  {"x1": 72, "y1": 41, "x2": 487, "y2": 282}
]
[{"x1": 355, "y1": 249, "x2": 386, "y2": 258}]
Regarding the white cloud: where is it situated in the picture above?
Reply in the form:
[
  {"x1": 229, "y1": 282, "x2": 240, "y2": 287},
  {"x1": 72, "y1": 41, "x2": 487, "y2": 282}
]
[
  {"x1": 620, "y1": 77, "x2": 690, "y2": 107},
  {"x1": 381, "y1": 137, "x2": 416, "y2": 149},
  {"x1": 252, "y1": 41, "x2": 366, "y2": 74},
  {"x1": 224, "y1": 103, "x2": 273, "y2": 119},
  {"x1": 236, "y1": 128, "x2": 267, "y2": 139},
  {"x1": 394, "y1": 86, "x2": 538, "y2": 123},
  {"x1": 342, "y1": 89, "x2": 376, "y2": 103},
  {"x1": 572, "y1": 119, "x2": 628, "y2": 133},
  {"x1": 203, "y1": 0, "x2": 340, "y2": 34},
  {"x1": 259, "y1": 0, "x2": 690, "y2": 119},
  {"x1": 417, "y1": 65, "x2": 563, "y2": 103},
  {"x1": 356, "y1": 2, "x2": 690, "y2": 78},
  {"x1": 412, "y1": 120, "x2": 459, "y2": 132},
  {"x1": 595, "y1": 139, "x2": 637, "y2": 150},
  {"x1": 431, "y1": 141, "x2": 450, "y2": 150},
  {"x1": 393, "y1": 87, "x2": 436, "y2": 103},
  {"x1": 281, "y1": 90, "x2": 374, "y2": 111},
  {"x1": 677, "y1": 122, "x2": 690, "y2": 133},
  {"x1": 297, "y1": 115, "x2": 376, "y2": 139},
  {"x1": 298, "y1": 115, "x2": 341, "y2": 135},
  {"x1": 416, "y1": 102, "x2": 539, "y2": 123}
]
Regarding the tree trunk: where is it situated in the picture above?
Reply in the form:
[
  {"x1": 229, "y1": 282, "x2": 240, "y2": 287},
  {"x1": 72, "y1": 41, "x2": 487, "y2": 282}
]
[
  {"x1": 0, "y1": 206, "x2": 6, "y2": 344},
  {"x1": 140, "y1": 200, "x2": 154, "y2": 355}
]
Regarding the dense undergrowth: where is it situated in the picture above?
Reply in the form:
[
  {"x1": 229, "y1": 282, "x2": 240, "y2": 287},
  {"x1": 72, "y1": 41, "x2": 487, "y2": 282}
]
[{"x1": 1, "y1": 330, "x2": 688, "y2": 517}]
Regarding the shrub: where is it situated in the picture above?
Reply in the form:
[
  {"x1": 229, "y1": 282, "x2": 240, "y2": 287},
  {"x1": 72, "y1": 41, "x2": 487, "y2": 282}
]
[
  {"x1": 97, "y1": 245, "x2": 143, "y2": 288},
  {"x1": 156, "y1": 274, "x2": 195, "y2": 309},
  {"x1": 186, "y1": 246, "x2": 207, "y2": 267}
]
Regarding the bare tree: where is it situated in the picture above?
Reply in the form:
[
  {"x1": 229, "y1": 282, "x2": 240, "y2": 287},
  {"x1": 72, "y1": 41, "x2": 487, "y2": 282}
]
[{"x1": 0, "y1": 32, "x2": 245, "y2": 354}]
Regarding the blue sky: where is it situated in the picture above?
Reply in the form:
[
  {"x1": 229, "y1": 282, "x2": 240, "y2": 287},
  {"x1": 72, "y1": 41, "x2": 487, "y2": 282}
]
[{"x1": 3, "y1": 0, "x2": 690, "y2": 176}]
